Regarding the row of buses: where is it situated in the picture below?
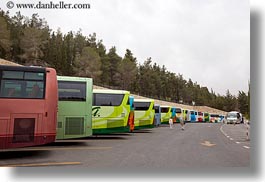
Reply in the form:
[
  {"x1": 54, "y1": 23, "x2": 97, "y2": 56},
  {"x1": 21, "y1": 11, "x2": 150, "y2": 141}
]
[
  {"x1": 0, "y1": 65, "x2": 224, "y2": 150},
  {"x1": 158, "y1": 106, "x2": 225, "y2": 124}
]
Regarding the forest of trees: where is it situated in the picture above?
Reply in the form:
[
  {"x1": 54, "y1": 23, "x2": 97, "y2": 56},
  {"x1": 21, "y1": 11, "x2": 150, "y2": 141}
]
[{"x1": 0, "y1": 10, "x2": 250, "y2": 118}]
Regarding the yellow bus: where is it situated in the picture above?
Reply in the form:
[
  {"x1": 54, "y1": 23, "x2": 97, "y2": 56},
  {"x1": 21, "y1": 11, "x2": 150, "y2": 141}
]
[
  {"x1": 92, "y1": 89, "x2": 131, "y2": 134},
  {"x1": 134, "y1": 99, "x2": 155, "y2": 130}
]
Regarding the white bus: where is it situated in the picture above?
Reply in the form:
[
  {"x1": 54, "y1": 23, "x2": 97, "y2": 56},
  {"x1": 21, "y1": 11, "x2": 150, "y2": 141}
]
[{"x1": 225, "y1": 111, "x2": 242, "y2": 124}]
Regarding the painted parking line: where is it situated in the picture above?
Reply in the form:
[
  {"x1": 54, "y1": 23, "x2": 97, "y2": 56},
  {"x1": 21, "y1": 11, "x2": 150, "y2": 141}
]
[
  {"x1": 220, "y1": 124, "x2": 250, "y2": 149},
  {"x1": 4, "y1": 146, "x2": 112, "y2": 152},
  {"x1": 1, "y1": 161, "x2": 81, "y2": 167}
]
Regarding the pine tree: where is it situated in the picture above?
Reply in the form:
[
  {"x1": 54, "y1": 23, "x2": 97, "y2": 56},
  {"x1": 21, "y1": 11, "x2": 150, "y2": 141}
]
[
  {"x1": 73, "y1": 46, "x2": 102, "y2": 83},
  {"x1": 0, "y1": 15, "x2": 11, "y2": 59},
  {"x1": 107, "y1": 47, "x2": 122, "y2": 87}
]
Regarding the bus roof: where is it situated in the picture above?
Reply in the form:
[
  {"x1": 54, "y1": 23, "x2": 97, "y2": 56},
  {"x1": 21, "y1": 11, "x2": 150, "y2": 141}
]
[
  {"x1": 134, "y1": 98, "x2": 154, "y2": 103},
  {"x1": 228, "y1": 111, "x2": 240, "y2": 114},
  {"x1": 160, "y1": 105, "x2": 171, "y2": 108},
  {"x1": 0, "y1": 65, "x2": 46, "y2": 72},
  {"x1": 93, "y1": 89, "x2": 130, "y2": 94},
  {"x1": 57, "y1": 76, "x2": 92, "y2": 82}
]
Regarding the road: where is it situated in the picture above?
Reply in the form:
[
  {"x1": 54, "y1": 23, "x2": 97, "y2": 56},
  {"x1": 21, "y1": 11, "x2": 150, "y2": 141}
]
[{"x1": 0, "y1": 123, "x2": 250, "y2": 168}]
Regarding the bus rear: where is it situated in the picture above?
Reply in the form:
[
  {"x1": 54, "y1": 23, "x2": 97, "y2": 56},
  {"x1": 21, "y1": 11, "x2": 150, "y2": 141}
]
[
  {"x1": 190, "y1": 111, "x2": 196, "y2": 122},
  {"x1": 183, "y1": 109, "x2": 191, "y2": 122},
  {"x1": 160, "y1": 106, "x2": 171, "y2": 124},
  {"x1": 198, "y1": 112, "x2": 204, "y2": 122},
  {"x1": 92, "y1": 89, "x2": 131, "y2": 134},
  {"x1": 171, "y1": 107, "x2": 177, "y2": 123},
  {"x1": 134, "y1": 99, "x2": 155, "y2": 130},
  {"x1": 56, "y1": 76, "x2": 93, "y2": 139},
  {"x1": 204, "y1": 112, "x2": 210, "y2": 122},
  {"x1": 175, "y1": 108, "x2": 183, "y2": 123},
  {"x1": 210, "y1": 114, "x2": 219, "y2": 123},
  {"x1": 0, "y1": 65, "x2": 58, "y2": 149}
]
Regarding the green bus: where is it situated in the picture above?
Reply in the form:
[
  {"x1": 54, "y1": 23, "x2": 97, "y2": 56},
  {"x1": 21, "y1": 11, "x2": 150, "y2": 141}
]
[
  {"x1": 56, "y1": 76, "x2": 93, "y2": 139},
  {"x1": 92, "y1": 89, "x2": 131, "y2": 134},
  {"x1": 134, "y1": 99, "x2": 155, "y2": 130},
  {"x1": 160, "y1": 105, "x2": 172, "y2": 124},
  {"x1": 204, "y1": 112, "x2": 210, "y2": 122}
]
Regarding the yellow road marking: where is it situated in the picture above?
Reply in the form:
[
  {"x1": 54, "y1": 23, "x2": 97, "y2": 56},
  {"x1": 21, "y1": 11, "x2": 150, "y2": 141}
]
[
  {"x1": 4, "y1": 146, "x2": 112, "y2": 152},
  {"x1": 201, "y1": 141, "x2": 216, "y2": 147},
  {"x1": 1, "y1": 162, "x2": 81, "y2": 167}
]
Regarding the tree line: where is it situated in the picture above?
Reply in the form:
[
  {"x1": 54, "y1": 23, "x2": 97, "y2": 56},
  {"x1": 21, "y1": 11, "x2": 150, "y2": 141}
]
[{"x1": 0, "y1": 10, "x2": 250, "y2": 118}]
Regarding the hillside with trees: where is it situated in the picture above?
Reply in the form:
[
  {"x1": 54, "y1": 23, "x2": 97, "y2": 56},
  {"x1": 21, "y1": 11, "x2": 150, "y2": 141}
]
[{"x1": 0, "y1": 10, "x2": 250, "y2": 118}]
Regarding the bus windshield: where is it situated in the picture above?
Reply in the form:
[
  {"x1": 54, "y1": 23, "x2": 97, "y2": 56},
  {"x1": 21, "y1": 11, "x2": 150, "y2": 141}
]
[
  {"x1": 161, "y1": 107, "x2": 169, "y2": 113},
  {"x1": 176, "y1": 108, "x2": 182, "y2": 113},
  {"x1": 134, "y1": 102, "x2": 151, "y2": 111},
  {"x1": 0, "y1": 70, "x2": 45, "y2": 99},
  {"x1": 93, "y1": 93, "x2": 124, "y2": 106},
  {"x1": 227, "y1": 113, "x2": 238, "y2": 118},
  {"x1": 58, "y1": 81, "x2": 86, "y2": 101}
]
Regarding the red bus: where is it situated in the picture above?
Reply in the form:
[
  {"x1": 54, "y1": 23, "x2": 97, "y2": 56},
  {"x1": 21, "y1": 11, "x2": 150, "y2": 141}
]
[
  {"x1": 0, "y1": 65, "x2": 58, "y2": 149},
  {"x1": 198, "y1": 112, "x2": 204, "y2": 122}
]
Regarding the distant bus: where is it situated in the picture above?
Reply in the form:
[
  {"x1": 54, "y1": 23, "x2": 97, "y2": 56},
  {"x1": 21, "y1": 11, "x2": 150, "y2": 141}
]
[
  {"x1": 92, "y1": 89, "x2": 131, "y2": 134},
  {"x1": 128, "y1": 95, "x2": 135, "y2": 132},
  {"x1": 198, "y1": 112, "x2": 204, "y2": 122},
  {"x1": 204, "y1": 112, "x2": 210, "y2": 122},
  {"x1": 190, "y1": 111, "x2": 196, "y2": 122},
  {"x1": 134, "y1": 99, "x2": 155, "y2": 130},
  {"x1": 0, "y1": 65, "x2": 58, "y2": 149},
  {"x1": 160, "y1": 106, "x2": 172, "y2": 124},
  {"x1": 210, "y1": 114, "x2": 219, "y2": 123},
  {"x1": 183, "y1": 109, "x2": 191, "y2": 122},
  {"x1": 154, "y1": 104, "x2": 161, "y2": 127},
  {"x1": 175, "y1": 108, "x2": 183, "y2": 123},
  {"x1": 56, "y1": 76, "x2": 93, "y2": 139},
  {"x1": 225, "y1": 111, "x2": 242, "y2": 124},
  {"x1": 219, "y1": 115, "x2": 225, "y2": 123},
  {"x1": 171, "y1": 107, "x2": 177, "y2": 123},
  {"x1": 195, "y1": 111, "x2": 198, "y2": 122}
]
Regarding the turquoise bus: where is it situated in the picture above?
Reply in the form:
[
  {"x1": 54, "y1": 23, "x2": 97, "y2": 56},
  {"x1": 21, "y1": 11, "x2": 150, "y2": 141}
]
[
  {"x1": 190, "y1": 110, "x2": 196, "y2": 122},
  {"x1": 160, "y1": 106, "x2": 172, "y2": 124},
  {"x1": 171, "y1": 107, "x2": 177, "y2": 123},
  {"x1": 92, "y1": 89, "x2": 131, "y2": 134},
  {"x1": 134, "y1": 99, "x2": 155, "y2": 130},
  {"x1": 56, "y1": 76, "x2": 93, "y2": 139}
]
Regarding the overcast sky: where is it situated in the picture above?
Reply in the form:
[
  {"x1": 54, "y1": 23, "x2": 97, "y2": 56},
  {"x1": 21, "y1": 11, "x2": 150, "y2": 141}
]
[{"x1": 0, "y1": 0, "x2": 250, "y2": 96}]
